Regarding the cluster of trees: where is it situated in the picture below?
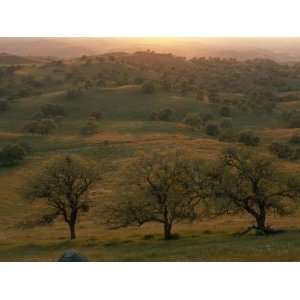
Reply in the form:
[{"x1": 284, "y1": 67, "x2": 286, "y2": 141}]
[
  {"x1": 23, "y1": 147, "x2": 300, "y2": 240},
  {"x1": 183, "y1": 107, "x2": 234, "y2": 136},
  {"x1": 238, "y1": 131, "x2": 260, "y2": 146},
  {"x1": 183, "y1": 112, "x2": 214, "y2": 130},
  {"x1": 218, "y1": 130, "x2": 260, "y2": 146},
  {"x1": 182, "y1": 109, "x2": 260, "y2": 146},
  {"x1": 40, "y1": 103, "x2": 65, "y2": 118},
  {"x1": 24, "y1": 118, "x2": 56, "y2": 135},
  {"x1": 2, "y1": 51, "x2": 300, "y2": 110},
  {"x1": 269, "y1": 135, "x2": 300, "y2": 161},
  {"x1": 24, "y1": 103, "x2": 65, "y2": 135},
  {"x1": 103, "y1": 148, "x2": 298, "y2": 239}
]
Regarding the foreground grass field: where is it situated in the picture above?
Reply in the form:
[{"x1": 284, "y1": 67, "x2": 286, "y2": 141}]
[
  {"x1": 1, "y1": 83, "x2": 300, "y2": 261},
  {"x1": 2, "y1": 217, "x2": 300, "y2": 261}
]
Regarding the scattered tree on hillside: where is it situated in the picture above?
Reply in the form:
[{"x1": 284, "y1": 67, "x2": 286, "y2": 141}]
[
  {"x1": 209, "y1": 147, "x2": 299, "y2": 234},
  {"x1": 80, "y1": 118, "x2": 98, "y2": 135},
  {"x1": 24, "y1": 155, "x2": 100, "y2": 239},
  {"x1": 134, "y1": 76, "x2": 145, "y2": 84},
  {"x1": 90, "y1": 111, "x2": 102, "y2": 121},
  {"x1": 0, "y1": 143, "x2": 27, "y2": 167},
  {"x1": 218, "y1": 129, "x2": 237, "y2": 143},
  {"x1": 65, "y1": 88, "x2": 82, "y2": 100},
  {"x1": 269, "y1": 142, "x2": 300, "y2": 160},
  {"x1": 200, "y1": 113, "x2": 214, "y2": 125},
  {"x1": 205, "y1": 122, "x2": 220, "y2": 137},
  {"x1": 183, "y1": 113, "x2": 202, "y2": 129},
  {"x1": 238, "y1": 131, "x2": 260, "y2": 146},
  {"x1": 141, "y1": 81, "x2": 156, "y2": 94},
  {"x1": 179, "y1": 81, "x2": 189, "y2": 96},
  {"x1": 103, "y1": 152, "x2": 209, "y2": 240},
  {"x1": 219, "y1": 106, "x2": 231, "y2": 117},
  {"x1": 245, "y1": 88, "x2": 277, "y2": 113},
  {"x1": 41, "y1": 103, "x2": 65, "y2": 118},
  {"x1": 23, "y1": 118, "x2": 56, "y2": 135},
  {"x1": 151, "y1": 108, "x2": 174, "y2": 122},
  {"x1": 289, "y1": 134, "x2": 300, "y2": 145}
]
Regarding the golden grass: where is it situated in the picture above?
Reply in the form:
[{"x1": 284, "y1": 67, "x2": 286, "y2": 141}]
[
  {"x1": 0, "y1": 131, "x2": 22, "y2": 140},
  {"x1": 260, "y1": 128, "x2": 300, "y2": 142}
]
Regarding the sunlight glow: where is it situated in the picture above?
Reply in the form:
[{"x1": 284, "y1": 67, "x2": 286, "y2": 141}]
[{"x1": 1, "y1": 0, "x2": 300, "y2": 37}]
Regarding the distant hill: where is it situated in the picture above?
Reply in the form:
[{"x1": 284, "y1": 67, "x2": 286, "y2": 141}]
[
  {"x1": 2, "y1": 37, "x2": 300, "y2": 62},
  {"x1": 0, "y1": 52, "x2": 49, "y2": 65}
]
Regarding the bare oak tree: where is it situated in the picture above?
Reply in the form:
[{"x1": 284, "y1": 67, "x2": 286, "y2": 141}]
[
  {"x1": 24, "y1": 155, "x2": 100, "y2": 239},
  {"x1": 210, "y1": 147, "x2": 298, "y2": 234},
  {"x1": 103, "y1": 152, "x2": 208, "y2": 240}
]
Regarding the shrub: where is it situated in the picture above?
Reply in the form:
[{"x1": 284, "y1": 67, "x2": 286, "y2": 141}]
[
  {"x1": 200, "y1": 113, "x2": 214, "y2": 125},
  {"x1": 287, "y1": 111, "x2": 300, "y2": 128},
  {"x1": 238, "y1": 131, "x2": 260, "y2": 146},
  {"x1": 150, "y1": 111, "x2": 158, "y2": 120},
  {"x1": 269, "y1": 142, "x2": 294, "y2": 159},
  {"x1": 151, "y1": 109, "x2": 174, "y2": 121},
  {"x1": 0, "y1": 99, "x2": 8, "y2": 112},
  {"x1": 218, "y1": 129, "x2": 237, "y2": 142},
  {"x1": 90, "y1": 111, "x2": 102, "y2": 121},
  {"x1": 31, "y1": 112, "x2": 45, "y2": 120},
  {"x1": 158, "y1": 109, "x2": 174, "y2": 121},
  {"x1": 23, "y1": 118, "x2": 56, "y2": 135},
  {"x1": 41, "y1": 104, "x2": 65, "y2": 118},
  {"x1": 65, "y1": 88, "x2": 82, "y2": 100},
  {"x1": 134, "y1": 77, "x2": 144, "y2": 84},
  {"x1": 183, "y1": 113, "x2": 202, "y2": 129},
  {"x1": 141, "y1": 81, "x2": 155, "y2": 94},
  {"x1": 80, "y1": 118, "x2": 98, "y2": 136},
  {"x1": 219, "y1": 106, "x2": 231, "y2": 117},
  {"x1": 0, "y1": 143, "x2": 27, "y2": 167},
  {"x1": 17, "y1": 141, "x2": 32, "y2": 154},
  {"x1": 205, "y1": 122, "x2": 220, "y2": 137},
  {"x1": 289, "y1": 134, "x2": 300, "y2": 145}
]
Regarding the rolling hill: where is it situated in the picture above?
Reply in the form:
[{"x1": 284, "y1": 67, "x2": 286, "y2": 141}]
[{"x1": 0, "y1": 50, "x2": 300, "y2": 261}]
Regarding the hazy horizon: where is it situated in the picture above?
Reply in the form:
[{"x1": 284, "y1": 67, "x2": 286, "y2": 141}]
[{"x1": 1, "y1": 37, "x2": 300, "y2": 62}]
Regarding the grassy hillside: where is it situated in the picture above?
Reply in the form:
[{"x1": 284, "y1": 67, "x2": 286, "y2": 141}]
[{"x1": 1, "y1": 52, "x2": 300, "y2": 261}]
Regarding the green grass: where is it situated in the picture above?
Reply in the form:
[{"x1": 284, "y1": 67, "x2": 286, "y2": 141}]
[
  {"x1": 1, "y1": 230, "x2": 300, "y2": 261},
  {"x1": 1, "y1": 83, "x2": 300, "y2": 261}
]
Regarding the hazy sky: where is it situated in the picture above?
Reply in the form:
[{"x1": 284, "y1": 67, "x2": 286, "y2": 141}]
[{"x1": 1, "y1": 0, "x2": 300, "y2": 37}]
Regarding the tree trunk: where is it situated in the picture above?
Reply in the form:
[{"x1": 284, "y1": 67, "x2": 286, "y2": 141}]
[
  {"x1": 163, "y1": 223, "x2": 172, "y2": 240},
  {"x1": 69, "y1": 222, "x2": 76, "y2": 240},
  {"x1": 255, "y1": 212, "x2": 267, "y2": 234}
]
